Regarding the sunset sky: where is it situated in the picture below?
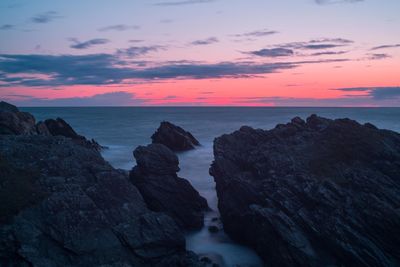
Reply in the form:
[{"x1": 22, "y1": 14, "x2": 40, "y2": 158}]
[{"x1": 0, "y1": 0, "x2": 399, "y2": 106}]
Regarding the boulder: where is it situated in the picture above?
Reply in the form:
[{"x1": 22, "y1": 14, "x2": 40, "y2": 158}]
[
  {"x1": 0, "y1": 135, "x2": 205, "y2": 267},
  {"x1": 152, "y1": 121, "x2": 200, "y2": 151},
  {"x1": 130, "y1": 143, "x2": 209, "y2": 230},
  {"x1": 0, "y1": 102, "x2": 36, "y2": 135},
  {"x1": 210, "y1": 115, "x2": 400, "y2": 266}
]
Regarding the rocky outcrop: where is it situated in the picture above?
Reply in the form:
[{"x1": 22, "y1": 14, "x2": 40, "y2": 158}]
[
  {"x1": 130, "y1": 143, "x2": 209, "y2": 230},
  {"x1": 0, "y1": 101, "x2": 36, "y2": 135},
  {"x1": 0, "y1": 102, "x2": 102, "y2": 151},
  {"x1": 210, "y1": 115, "x2": 400, "y2": 267},
  {"x1": 152, "y1": 121, "x2": 200, "y2": 151},
  {"x1": 0, "y1": 135, "x2": 205, "y2": 267},
  {"x1": 44, "y1": 118, "x2": 103, "y2": 151}
]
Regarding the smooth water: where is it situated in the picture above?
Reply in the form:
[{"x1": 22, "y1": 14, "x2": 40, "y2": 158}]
[{"x1": 24, "y1": 107, "x2": 400, "y2": 267}]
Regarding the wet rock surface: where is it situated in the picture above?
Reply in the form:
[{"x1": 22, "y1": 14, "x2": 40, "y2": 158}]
[
  {"x1": 152, "y1": 121, "x2": 200, "y2": 151},
  {"x1": 130, "y1": 143, "x2": 209, "y2": 230},
  {"x1": 210, "y1": 115, "x2": 400, "y2": 266}
]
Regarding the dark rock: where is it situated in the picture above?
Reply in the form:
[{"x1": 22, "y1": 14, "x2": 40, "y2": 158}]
[
  {"x1": 208, "y1": 226, "x2": 219, "y2": 233},
  {"x1": 44, "y1": 118, "x2": 103, "y2": 151},
  {"x1": 152, "y1": 121, "x2": 200, "y2": 151},
  {"x1": 0, "y1": 101, "x2": 19, "y2": 113},
  {"x1": 210, "y1": 115, "x2": 400, "y2": 267},
  {"x1": 130, "y1": 143, "x2": 209, "y2": 230},
  {"x1": 0, "y1": 103, "x2": 36, "y2": 135},
  {"x1": 0, "y1": 135, "x2": 205, "y2": 266}
]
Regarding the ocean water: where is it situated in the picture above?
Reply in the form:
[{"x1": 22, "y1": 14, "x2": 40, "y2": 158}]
[{"x1": 23, "y1": 107, "x2": 400, "y2": 267}]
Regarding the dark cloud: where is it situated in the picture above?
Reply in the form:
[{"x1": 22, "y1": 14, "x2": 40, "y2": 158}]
[
  {"x1": 271, "y1": 38, "x2": 353, "y2": 52},
  {"x1": 98, "y1": 24, "x2": 140, "y2": 32},
  {"x1": 232, "y1": 29, "x2": 278, "y2": 38},
  {"x1": 154, "y1": 0, "x2": 216, "y2": 6},
  {"x1": 247, "y1": 48, "x2": 294, "y2": 57},
  {"x1": 310, "y1": 51, "x2": 348, "y2": 56},
  {"x1": 3, "y1": 92, "x2": 147, "y2": 107},
  {"x1": 129, "y1": 39, "x2": 145, "y2": 43},
  {"x1": 367, "y1": 53, "x2": 391, "y2": 60},
  {"x1": 117, "y1": 46, "x2": 164, "y2": 57},
  {"x1": 0, "y1": 53, "x2": 348, "y2": 87},
  {"x1": 0, "y1": 24, "x2": 14, "y2": 30},
  {"x1": 333, "y1": 87, "x2": 400, "y2": 100},
  {"x1": 316, "y1": 0, "x2": 364, "y2": 5},
  {"x1": 69, "y1": 38, "x2": 110, "y2": 49},
  {"x1": 371, "y1": 44, "x2": 400, "y2": 51},
  {"x1": 31, "y1": 11, "x2": 61, "y2": 24},
  {"x1": 190, "y1": 37, "x2": 219, "y2": 46}
]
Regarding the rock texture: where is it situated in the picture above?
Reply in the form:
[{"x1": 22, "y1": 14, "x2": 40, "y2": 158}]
[
  {"x1": 210, "y1": 115, "x2": 400, "y2": 267},
  {"x1": 0, "y1": 135, "x2": 205, "y2": 267},
  {"x1": 0, "y1": 102, "x2": 102, "y2": 151},
  {"x1": 130, "y1": 143, "x2": 209, "y2": 230},
  {"x1": 152, "y1": 121, "x2": 200, "y2": 151}
]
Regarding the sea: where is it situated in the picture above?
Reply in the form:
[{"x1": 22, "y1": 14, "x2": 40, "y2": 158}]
[{"x1": 23, "y1": 107, "x2": 400, "y2": 267}]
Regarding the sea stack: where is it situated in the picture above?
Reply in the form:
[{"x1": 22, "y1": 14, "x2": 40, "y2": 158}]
[
  {"x1": 210, "y1": 115, "x2": 400, "y2": 266},
  {"x1": 130, "y1": 143, "x2": 209, "y2": 230},
  {"x1": 151, "y1": 121, "x2": 200, "y2": 151}
]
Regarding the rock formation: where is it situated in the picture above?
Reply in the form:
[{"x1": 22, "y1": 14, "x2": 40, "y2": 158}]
[
  {"x1": 210, "y1": 115, "x2": 400, "y2": 266},
  {"x1": 130, "y1": 143, "x2": 209, "y2": 230},
  {"x1": 0, "y1": 102, "x2": 102, "y2": 151},
  {"x1": 0, "y1": 103, "x2": 206, "y2": 267},
  {"x1": 151, "y1": 121, "x2": 200, "y2": 151}
]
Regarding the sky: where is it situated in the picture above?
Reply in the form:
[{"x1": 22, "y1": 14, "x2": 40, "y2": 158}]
[{"x1": 0, "y1": 0, "x2": 399, "y2": 106}]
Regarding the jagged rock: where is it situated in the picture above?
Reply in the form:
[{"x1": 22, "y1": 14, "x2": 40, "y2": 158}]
[
  {"x1": 210, "y1": 114, "x2": 400, "y2": 267},
  {"x1": 44, "y1": 118, "x2": 103, "y2": 151},
  {"x1": 0, "y1": 102, "x2": 102, "y2": 151},
  {"x1": 0, "y1": 135, "x2": 205, "y2": 267},
  {"x1": 152, "y1": 121, "x2": 200, "y2": 151},
  {"x1": 130, "y1": 143, "x2": 209, "y2": 230},
  {"x1": 0, "y1": 102, "x2": 36, "y2": 135}
]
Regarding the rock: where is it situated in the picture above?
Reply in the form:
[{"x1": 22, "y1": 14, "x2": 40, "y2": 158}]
[
  {"x1": 0, "y1": 102, "x2": 103, "y2": 151},
  {"x1": 130, "y1": 143, "x2": 209, "y2": 230},
  {"x1": 0, "y1": 135, "x2": 205, "y2": 266},
  {"x1": 0, "y1": 101, "x2": 19, "y2": 113},
  {"x1": 152, "y1": 121, "x2": 200, "y2": 151},
  {"x1": 210, "y1": 115, "x2": 400, "y2": 266},
  {"x1": 208, "y1": 226, "x2": 219, "y2": 233},
  {"x1": 0, "y1": 102, "x2": 36, "y2": 135}
]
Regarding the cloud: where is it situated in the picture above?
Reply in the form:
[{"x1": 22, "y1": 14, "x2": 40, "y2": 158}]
[
  {"x1": 69, "y1": 38, "x2": 110, "y2": 49},
  {"x1": 0, "y1": 24, "x2": 14, "y2": 30},
  {"x1": 0, "y1": 53, "x2": 347, "y2": 87},
  {"x1": 31, "y1": 11, "x2": 61, "y2": 24},
  {"x1": 272, "y1": 38, "x2": 353, "y2": 51},
  {"x1": 246, "y1": 48, "x2": 294, "y2": 57},
  {"x1": 232, "y1": 29, "x2": 278, "y2": 38},
  {"x1": 333, "y1": 87, "x2": 400, "y2": 100},
  {"x1": 117, "y1": 46, "x2": 164, "y2": 57},
  {"x1": 371, "y1": 44, "x2": 400, "y2": 51},
  {"x1": 98, "y1": 24, "x2": 140, "y2": 32},
  {"x1": 3, "y1": 92, "x2": 147, "y2": 107},
  {"x1": 190, "y1": 37, "x2": 219, "y2": 45},
  {"x1": 154, "y1": 0, "x2": 216, "y2": 6},
  {"x1": 310, "y1": 51, "x2": 348, "y2": 56},
  {"x1": 367, "y1": 53, "x2": 391, "y2": 60},
  {"x1": 316, "y1": 0, "x2": 364, "y2": 5}
]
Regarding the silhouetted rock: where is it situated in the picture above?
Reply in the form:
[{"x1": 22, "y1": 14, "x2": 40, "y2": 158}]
[
  {"x1": 0, "y1": 102, "x2": 102, "y2": 151},
  {"x1": 0, "y1": 135, "x2": 205, "y2": 267},
  {"x1": 130, "y1": 143, "x2": 209, "y2": 230},
  {"x1": 210, "y1": 115, "x2": 400, "y2": 266},
  {"x1": 208, "y1": 226, "x2": 219, "y2": 233},
  {"x1": 0, "y1": 102, "x2": 36, "y2": 135},
  {"x1": 152, "y1": 121, "x2": 200, "y2": 151},
  {"x1": 44, "y1": 118, "x2": 103, "y2": 151}
]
